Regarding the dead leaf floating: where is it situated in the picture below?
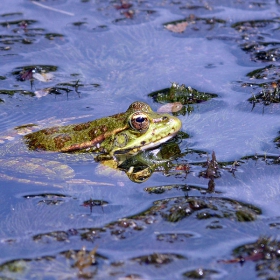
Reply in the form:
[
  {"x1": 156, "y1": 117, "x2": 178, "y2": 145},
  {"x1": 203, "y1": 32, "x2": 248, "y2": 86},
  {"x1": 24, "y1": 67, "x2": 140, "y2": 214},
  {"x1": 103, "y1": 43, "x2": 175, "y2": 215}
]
[
  {"x1": 33, "y1": 72, "x2": 53, "y2": 82},
  {"x1": 157, "y1": 102, "x2": 183, "y2": 113},
  {"x1": 165, "y1": 21, "x2": 188, "y2": 33},
  {"x1": 34, "y1": 88, "x2": 52, "y2": 98}
]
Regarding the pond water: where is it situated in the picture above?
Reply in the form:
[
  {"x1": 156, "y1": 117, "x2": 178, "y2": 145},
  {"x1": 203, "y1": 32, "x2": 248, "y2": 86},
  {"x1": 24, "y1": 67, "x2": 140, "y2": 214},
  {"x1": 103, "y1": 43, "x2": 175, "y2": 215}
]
[{"x1": 1, "y1": 0, "x2": 280, "y2": 279}]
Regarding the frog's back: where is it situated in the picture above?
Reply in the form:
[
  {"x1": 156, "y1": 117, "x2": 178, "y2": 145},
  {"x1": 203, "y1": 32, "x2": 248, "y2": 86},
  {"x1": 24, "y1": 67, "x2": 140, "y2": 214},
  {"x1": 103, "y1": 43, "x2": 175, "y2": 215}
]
[{"x1": 24, "y1": 113, "x2": 128, "y2": 153}]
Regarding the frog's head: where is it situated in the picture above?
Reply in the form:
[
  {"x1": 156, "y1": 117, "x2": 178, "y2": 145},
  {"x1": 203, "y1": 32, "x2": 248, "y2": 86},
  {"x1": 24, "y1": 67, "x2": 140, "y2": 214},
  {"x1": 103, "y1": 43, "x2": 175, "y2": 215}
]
[{"x1": 111, "y1": 101, "x2": 182, "y2": 156}]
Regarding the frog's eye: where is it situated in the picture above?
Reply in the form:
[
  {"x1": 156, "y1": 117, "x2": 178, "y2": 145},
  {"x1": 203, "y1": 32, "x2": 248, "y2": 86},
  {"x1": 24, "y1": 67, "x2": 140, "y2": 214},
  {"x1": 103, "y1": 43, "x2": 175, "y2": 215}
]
[{"x1": 129, "y1": 112, "x2": 150, "y2": 132}]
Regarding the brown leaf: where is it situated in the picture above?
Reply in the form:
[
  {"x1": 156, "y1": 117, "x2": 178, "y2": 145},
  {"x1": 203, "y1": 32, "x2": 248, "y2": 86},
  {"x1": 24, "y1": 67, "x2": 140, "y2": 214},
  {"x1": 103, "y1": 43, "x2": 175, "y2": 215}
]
[
  {"x1": 157, "y1": 102, "x2": 183, "y2": 113},
  {"x1": 165, "y1": 21, "x2": 188, "y2": 33}
]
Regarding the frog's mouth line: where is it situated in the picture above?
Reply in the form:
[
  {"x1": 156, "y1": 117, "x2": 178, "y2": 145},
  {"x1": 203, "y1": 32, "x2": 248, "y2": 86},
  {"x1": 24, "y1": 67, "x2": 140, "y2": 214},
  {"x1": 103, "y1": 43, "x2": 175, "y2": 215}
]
[
  {"x1": 140, "y1": 133, "x2": 177, "y2": 151},
  {"x1": 114, "y1": 132, "x2": 178, "y2": 156},
  {"x1": 139, "y1": 117, "x2": 182, "y2": 151}
]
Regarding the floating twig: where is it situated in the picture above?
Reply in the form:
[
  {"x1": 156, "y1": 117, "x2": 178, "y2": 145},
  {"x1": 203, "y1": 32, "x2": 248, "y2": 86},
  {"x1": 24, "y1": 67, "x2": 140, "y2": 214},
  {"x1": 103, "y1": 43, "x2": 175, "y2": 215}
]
[{"x1": 32, "y1": 1, "x2": 74, "y2": 16}]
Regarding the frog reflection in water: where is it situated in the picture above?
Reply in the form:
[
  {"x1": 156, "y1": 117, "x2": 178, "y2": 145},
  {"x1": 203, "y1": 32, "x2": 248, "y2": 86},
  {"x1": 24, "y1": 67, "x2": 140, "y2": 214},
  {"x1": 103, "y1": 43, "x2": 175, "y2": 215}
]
[{"x1": 2, "y1": 102, "x2": 182, "y2": 184}]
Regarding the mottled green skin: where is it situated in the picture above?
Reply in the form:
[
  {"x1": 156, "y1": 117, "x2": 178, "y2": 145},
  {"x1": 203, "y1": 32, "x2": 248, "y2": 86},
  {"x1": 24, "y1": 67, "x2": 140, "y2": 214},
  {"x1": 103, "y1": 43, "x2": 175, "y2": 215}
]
[{"x1": 24, "y1": 101, "x2": 182, "y2": 159}]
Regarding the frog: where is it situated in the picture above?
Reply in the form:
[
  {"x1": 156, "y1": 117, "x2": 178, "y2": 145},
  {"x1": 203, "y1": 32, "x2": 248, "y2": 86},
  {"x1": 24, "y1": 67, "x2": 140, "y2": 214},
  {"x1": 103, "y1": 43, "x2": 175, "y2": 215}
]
[{"x1": 0, "y1": 101, "x2": 182, "y2": 185}]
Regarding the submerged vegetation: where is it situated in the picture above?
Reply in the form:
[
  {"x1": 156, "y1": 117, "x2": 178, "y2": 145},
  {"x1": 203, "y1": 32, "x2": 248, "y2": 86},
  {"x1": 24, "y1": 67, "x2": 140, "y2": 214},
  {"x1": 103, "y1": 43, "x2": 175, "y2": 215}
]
[
  {"x1": 149, "y1": 83, "x2": 217, "y2": 115},
  {"x1": 149, "y1": 83, "x2": 217, "y2": 104},
  {"x1": 243, "y1": 65, "x2": 280, "y2": 106},
  {"x1": 220, "y1": 236, "x2": 280, "y2": 280}
]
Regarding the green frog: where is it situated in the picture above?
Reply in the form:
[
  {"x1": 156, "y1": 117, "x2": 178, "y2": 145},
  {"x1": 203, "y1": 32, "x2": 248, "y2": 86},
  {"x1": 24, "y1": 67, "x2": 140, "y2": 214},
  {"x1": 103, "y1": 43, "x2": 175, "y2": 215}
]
[{"x1": 0, "y1": 101, "x2": 182, "y2": 185}]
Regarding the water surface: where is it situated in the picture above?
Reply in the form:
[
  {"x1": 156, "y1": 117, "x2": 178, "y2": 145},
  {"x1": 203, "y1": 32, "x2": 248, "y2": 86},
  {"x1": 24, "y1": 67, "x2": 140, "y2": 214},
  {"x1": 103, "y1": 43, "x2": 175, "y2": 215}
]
[{"x1": 1, "y1": 1, "x2": 280, "y2": 279}]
